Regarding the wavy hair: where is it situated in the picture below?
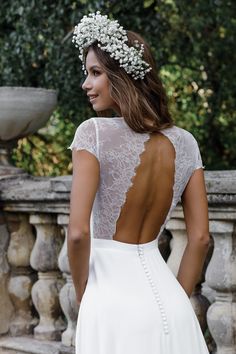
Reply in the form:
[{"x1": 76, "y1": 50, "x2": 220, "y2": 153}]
[{"x1": 83, "y1": 31, "x2": 173, "y2": 133}]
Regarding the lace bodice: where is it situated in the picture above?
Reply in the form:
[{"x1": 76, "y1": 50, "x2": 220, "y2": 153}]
[{"x1": 69, "y1": 117, "x2": 203, "y2": 240}]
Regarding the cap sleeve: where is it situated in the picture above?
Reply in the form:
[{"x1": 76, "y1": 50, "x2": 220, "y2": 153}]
[
  {"x1": 192, "y1": 136, "x2": 204, "y2": 170},
  {"x1": 68, "y1": 118, "x2": 98, "y2": 159}
]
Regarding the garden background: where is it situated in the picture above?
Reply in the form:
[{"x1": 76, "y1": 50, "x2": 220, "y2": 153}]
[{"x1": 0, "y1": 0, "x2": 235, "y2": 176}]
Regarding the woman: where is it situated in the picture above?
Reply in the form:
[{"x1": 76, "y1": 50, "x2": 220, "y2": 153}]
[{"x1": 68, "y1": 12, "x2": 210, "y2": 354}]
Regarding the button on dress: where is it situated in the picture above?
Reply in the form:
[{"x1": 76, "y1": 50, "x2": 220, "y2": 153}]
[{"x1": 69, "y1": 117, "x2": 209, "y2": 354}]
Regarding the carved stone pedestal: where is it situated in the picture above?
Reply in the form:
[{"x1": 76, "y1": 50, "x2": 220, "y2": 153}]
[
  {"x1": 6, "y1": 213, "x2": 36, "y2": 335},
  {"x1": 58, "y1": 214, "x2": 79, "y2": 347},
  {"x1": 31, "y1": 271, "x2": 65, "y2": 341},
  {"x1": 206, "y1": 220, "x2": 236, "y2": 354},
  {"x1": 30, "y1": 214, "x2": 65, "y2": 341},
  {"x1": 0, "y1": 213, "x2": 13, "y2": 334}
]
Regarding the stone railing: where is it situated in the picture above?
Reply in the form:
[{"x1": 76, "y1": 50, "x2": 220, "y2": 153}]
[{"x1": 0, "y1": 171, "x2": 235, "y2": 354}]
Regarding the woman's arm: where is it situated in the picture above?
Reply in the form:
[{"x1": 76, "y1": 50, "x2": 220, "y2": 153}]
[
  {"x1": 68, "y1": 149, "x2": 100, "y2": 304},
  {"x1": 178, "y1": 168, "x2": 210, "y2": 297}
]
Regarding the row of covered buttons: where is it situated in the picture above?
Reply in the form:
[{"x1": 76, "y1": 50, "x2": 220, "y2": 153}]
[{"x1": 137, "y1": 244, "x2": 169, "y2": 335}]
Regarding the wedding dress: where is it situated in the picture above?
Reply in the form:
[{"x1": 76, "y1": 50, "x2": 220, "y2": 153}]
[{"x1": 69, "y1": 117, "x2": 209, "y2": 354}]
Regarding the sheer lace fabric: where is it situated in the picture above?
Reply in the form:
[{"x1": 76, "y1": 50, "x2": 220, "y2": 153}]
[{"x1": 69, "y1": 117, "x2": 203, "y2": 243}]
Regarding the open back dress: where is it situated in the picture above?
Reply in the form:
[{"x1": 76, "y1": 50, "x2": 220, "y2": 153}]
[{"x1": 69, "y1": 117, "x2": 209, "y2": 354}]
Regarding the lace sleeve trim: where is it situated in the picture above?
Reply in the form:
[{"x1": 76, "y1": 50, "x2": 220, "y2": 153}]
[
  {"x1": 192, "y1": 135, "x2": 204, "y2": 170},
  {"x1": 67, "y1": 118, "x2": 99, "y2": 160}
]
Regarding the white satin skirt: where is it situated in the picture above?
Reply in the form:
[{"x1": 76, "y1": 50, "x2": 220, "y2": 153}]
[{"x1": 75, "y1": 237, "x2": 209, "y2": 354}]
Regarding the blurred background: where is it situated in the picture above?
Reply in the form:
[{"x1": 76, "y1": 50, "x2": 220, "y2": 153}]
[{"x1": 0, "y1": 0, "x2": 235, "y2": 176}]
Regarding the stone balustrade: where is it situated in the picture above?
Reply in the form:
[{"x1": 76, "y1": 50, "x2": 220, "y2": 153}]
[{"x1": 0, "y1": 171, "x2": 235, "y2": 354}]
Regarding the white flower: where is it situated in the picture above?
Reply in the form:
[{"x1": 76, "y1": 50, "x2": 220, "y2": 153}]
[{"x1": 72, "y1": 11, "x2": 152, "y2": 80}]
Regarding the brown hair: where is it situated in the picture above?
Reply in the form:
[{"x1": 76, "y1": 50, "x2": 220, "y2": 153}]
[{"x1": 83, "y1": 31, "x2": 174, "y2": 133}]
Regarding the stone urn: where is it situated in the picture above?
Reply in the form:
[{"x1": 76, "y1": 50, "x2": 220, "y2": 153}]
[{"x1": 0, "y1": 87, "x2": 57, "y2": 176}]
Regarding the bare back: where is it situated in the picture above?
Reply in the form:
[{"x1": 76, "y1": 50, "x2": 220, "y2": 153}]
[
  {"x1": 69, "y1": 117, "x2": 203, "y2": 244},
  {"x1": 113, "y1": 133, "x2": 175, "y2": 244}
]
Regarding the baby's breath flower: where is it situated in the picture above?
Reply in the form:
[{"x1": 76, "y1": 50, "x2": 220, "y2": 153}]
[{"x1": 72, "y1": 11, "x2": 152, "y2": 80}]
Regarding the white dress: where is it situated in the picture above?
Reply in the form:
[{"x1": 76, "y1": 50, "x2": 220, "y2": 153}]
[{"x1": 69, "y1": 117, "x2": 210, "y2": 354}]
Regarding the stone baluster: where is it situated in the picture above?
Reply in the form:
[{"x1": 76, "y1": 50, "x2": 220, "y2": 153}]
[
  {"x1": 30, "y1": 214, "x2": 66, "y2": 341},
  {"x1": 58, "y1": 214, "x2": 79, "y2": 347},
  {"x1": 165, "y1": 219, "x2": 188, "y2": 276},
  {"x1": 165, "y1": 217, "x2": 210, "y2": 334},
  {"x1": 0, "y1": 212, "x2": 14, "y2": 334},
  {"x1": 205, "y1": 220, "x2": 236, "y2": 354},
  {"x1": 6, "y1": 213, "x2": 37, "y2": 335}
]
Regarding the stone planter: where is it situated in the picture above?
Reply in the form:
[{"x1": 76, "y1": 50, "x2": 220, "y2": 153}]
[{"x1": 0, "y1": 87, "x2": 57, "y2": 176}]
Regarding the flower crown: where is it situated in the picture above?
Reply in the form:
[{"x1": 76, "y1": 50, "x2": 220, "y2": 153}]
[{"x1": 72, "y1": 11, "x2": 152, "y2": 80}]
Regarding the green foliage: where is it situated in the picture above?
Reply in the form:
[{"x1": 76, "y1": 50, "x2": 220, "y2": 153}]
[
  {"x1": 1, "y1": 0, "x2": 235, "y2": 175},
  {"x1": 11, "y1": 110, "x2": 75, "y2": 176}
]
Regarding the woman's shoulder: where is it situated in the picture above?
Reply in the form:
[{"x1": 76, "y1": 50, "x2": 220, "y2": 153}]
[
  {"x1": 77, "y1": 117, "x2": 97, "y2": 127},
  {"x1": 74, "y1": 117, "x2": 107, "y2": 133},
  {"x1": 92, "y1": 117, "x2": 124, "y2": 122},
  {"x1": 164, "y1": 125, "x2": 199, "y2": 143},
  {"x1": 73, "y1": 117, "x2": 124, "y2": 141},
  {"x1": 79, "y1": 117, "x2": 123, "y2": 126},
  {"x1": 160, "y1": 125, "x2": 201, "y2": 157},
  {"x1": 161, "y1": 125, "x2": 203, "y2": 169}
]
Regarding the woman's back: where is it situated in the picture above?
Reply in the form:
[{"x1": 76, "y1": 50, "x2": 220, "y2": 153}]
[{"x1": 70, "y1": 116, "x2": 203, "y2": 244}]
